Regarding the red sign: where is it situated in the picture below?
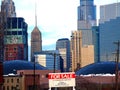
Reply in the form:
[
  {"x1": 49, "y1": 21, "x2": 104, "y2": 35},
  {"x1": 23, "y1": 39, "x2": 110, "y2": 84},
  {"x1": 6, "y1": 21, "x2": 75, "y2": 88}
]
[
  {"x1": 48, "y1": 72, "x2": 76, "y2": 87},
  {"x1": 48, "y1": 73, "x2": 76, "y2": 79}
]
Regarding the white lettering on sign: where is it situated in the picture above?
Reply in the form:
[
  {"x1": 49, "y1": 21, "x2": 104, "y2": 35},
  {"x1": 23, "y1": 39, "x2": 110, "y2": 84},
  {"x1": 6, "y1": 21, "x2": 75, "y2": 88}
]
[
  {"x1": 48, "y1": 72, "x2": 76, "y2": 88},
  {"x1": 48, "y1": 73, "x2": 75, "y2": 79}
]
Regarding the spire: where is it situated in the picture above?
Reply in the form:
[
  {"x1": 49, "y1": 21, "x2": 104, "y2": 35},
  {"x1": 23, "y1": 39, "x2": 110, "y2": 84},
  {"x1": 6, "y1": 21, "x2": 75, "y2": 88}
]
[{"x1": 35, "y1": 0, "x2": 37, "y2": 27}]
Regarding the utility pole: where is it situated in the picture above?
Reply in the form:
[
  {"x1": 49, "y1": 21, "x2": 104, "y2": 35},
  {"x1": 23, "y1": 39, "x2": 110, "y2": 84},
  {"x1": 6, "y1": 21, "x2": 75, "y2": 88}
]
[
  {"x1": 53, "y1": 53, "x2": 56, "y2": 73},
  {"x1": 114, "y1": 41, "x2": 120, "y2": 90}
]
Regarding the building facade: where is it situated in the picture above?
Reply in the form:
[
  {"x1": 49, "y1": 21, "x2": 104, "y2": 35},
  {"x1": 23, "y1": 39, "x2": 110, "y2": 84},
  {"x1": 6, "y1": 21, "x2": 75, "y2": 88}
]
[
  {"x1": 34, "y1": 51, "x2": 62, "y2": 72},
  {"x1": 77, "y1": 0, "x2": 96, "y2": 30},
  {"x1": 4, "y1": 17, "x2": 28, "y2": 61},
  {"x1": 56, "y1": 38, "x2": 70, "y2": 72},
  {"x1": 0, "y1": 0, "x2": 16, "y2": 61},
  {"x1": 71, "y1": 31, "x2": 94, "y2": 72},
  {"x1": 1, "y1": 0, "x2": 16, "y2": 22},
  {"x1": 71, "y1": 31, "x2": 82, "y2": 71},
  {"x1": 70, "y1": 0, "x2": 96, "y2": 70},
  {"x1": 99, "y1": 2, "x2": 120, "y2": 61},
  {"x1": 3, "y1": 70, "x2": 60, "y2": 90},
  {"x1": 31, "y1": 26, "x2": 42, "y2": 61}
]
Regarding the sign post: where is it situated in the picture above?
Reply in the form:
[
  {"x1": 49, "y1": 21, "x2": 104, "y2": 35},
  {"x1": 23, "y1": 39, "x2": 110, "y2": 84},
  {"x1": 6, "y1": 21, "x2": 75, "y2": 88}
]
[{"x1": 48, "y1": 72, "x2": 76, "y2": 89}]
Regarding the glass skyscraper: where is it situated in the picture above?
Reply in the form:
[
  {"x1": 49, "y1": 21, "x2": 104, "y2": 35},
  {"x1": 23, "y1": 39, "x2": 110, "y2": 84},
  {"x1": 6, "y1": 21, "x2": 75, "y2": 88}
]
[
  {"x1": 99, "y1": 2, "x2": 120, "y2": 61},
  {"x1": 77, "y1": 0, "x2": 96, "y2": 46},
  {"x1": 77, "y1": 0, "x2": 96, "y2": 30},
  {"x1": 56, "y1": 38, "x2": 70, "y2": 72}
]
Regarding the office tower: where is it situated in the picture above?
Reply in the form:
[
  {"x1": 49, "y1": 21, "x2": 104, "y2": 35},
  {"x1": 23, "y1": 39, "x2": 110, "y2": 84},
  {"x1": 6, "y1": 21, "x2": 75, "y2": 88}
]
[
  {"x1": 31, "y1": 26, "x2": 42, "y2": 61},
  {"x1": 71, "y1": 31, "x2": 94, "y2": 71},
  {"x1": 0, "y1": 0, "x2": 16, "y2": 61},
  {"x1": 77, "y1": 0, "x2": 96, "y2": 30},
  {"x1": 77, "y1": 0, "x2": 96, "y2": 46},
  {"x1": 0, "y1": 0, "x2": 28, "y2": 61},
  {"x1": 99, "y1": 3, "x2": 120, "y2": 24},
  {"x1": 56, "y1": 38, "x2": 70, "y2": 72},
  {"x1": 1, "y1": 0, "x2": 16, "y2": 21},
  {"x1": 31, "y1": 3, "x2": 42, "y2": 61},
  {"x1": 99, "y1": 2, "x2": 120, "y2": 61},
  {"x1": 34, "y1": 50, "x2": 62, "y2": 71},
  {"x1": 4, "y1": 17, "x2": 28, "y2": 61}
]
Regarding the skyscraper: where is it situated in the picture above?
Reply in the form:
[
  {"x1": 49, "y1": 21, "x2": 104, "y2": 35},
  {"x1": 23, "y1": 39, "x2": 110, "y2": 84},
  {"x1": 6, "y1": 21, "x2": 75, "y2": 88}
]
[
  {"x1": 0, "y1": 0, "x2": 28, "y2": 61},
  {"x1": 77, "y1": 0, "x2": 96, "y2": 46},
  {"x1": 1, "y1": 0, "x2": 16, "y2": 21},
  {"x1": 31, "y1": 26, "x2": 42, "y2": 61},
  {"x1": 56, "y1": 38, "x2": 70, "y2": 72},
  {"x1": 31, "y1": 5, "x2": 42, "y2": 61},
  {"x1": 71, "y1": 0, "x2": 96, "y2": 71},
  {"x1": 4, "y1": 17, "x2": 28, "y2": 61},
  {"x1": 70, "y1": 31, "x2": 94, "y2": 71},
  {"x1": 77, "y1": 0, "x2": 96, "y2": 30},
  {"x1": 99, "y1": 2, "x2": 120, "y2": 61},
  {"x1": 0, "y1": 0, "x2": 16, "y2": 61}
]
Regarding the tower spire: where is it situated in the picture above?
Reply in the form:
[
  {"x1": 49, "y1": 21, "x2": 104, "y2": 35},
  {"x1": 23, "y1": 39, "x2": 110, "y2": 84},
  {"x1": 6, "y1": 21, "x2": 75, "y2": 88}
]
[{"x1": 35, "y1": 0, "x2": 37, "y2": 27}]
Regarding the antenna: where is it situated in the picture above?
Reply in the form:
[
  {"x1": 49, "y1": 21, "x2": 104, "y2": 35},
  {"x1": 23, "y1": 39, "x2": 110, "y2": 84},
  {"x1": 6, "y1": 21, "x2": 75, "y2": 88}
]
[{"x1": 35, "y1": 0, "x2": 37, "y2": 27}]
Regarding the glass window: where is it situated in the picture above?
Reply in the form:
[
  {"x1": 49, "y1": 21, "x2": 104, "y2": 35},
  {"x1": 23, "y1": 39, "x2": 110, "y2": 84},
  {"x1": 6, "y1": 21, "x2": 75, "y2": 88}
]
[
  {"x1": 18, "y1": 31, "x2": 22, "y2": 35},
  {"x1": 7, "y1": 31, "x2": 11, "y2": 35},
  {"x1": 12, "y1": 18, "x2": 17, "y2": 28},
  {"x1": 7, "y1": 18, "x2": 11, "y2": 28},
  {"x1": 12, "y1": 31, "x2": 17, "y2": 35}
]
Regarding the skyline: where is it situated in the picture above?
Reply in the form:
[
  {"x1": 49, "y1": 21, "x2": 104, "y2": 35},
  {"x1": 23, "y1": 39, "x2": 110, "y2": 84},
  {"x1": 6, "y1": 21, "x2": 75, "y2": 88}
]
[{"x1": 1, "y1": 0, "x2": 119, "y2": 50}]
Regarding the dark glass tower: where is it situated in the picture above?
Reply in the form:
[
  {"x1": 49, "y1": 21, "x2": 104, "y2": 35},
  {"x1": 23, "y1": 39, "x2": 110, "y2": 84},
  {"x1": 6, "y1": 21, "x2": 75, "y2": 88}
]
[
  {"x1": 56, "y1": 38, "x2": 70, "y2": 72},
  {"x1": 77, "y1": 0, "x2": 96, "y2": 30}
]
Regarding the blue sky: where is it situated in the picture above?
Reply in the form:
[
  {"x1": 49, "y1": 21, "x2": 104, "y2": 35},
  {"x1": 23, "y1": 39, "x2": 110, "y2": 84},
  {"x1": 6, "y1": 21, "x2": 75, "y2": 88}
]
[{"x1": 4, "y1": 0, "x2": 119, "y2": 50}]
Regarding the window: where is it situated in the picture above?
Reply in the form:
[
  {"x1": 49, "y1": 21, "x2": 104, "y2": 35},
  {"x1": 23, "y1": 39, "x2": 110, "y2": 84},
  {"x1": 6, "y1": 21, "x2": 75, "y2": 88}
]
[
  {"x1": 18, "y1": 31, "x2": 22, "y2": 35},
  {"x1": 7, "y1": 79, "x2": 9, "y2": 83},
  {"x1": 7, "y1": 86, "x2": 9, "y2": 90},
  {"x1": 11, "y1": 78, "x2": 13, "y2": 83},
  {"x1": 17, "y1": 79, "x2": 19, "y2": 83},
  {"x1": 12, "y1": 31, "x2": 17, "y2": 35}
]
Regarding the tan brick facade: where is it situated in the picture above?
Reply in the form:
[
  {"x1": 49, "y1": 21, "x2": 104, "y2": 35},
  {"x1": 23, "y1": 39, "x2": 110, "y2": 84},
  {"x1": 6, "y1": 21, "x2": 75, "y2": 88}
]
[{"x1": 71, "y1": 30, "x2": 94, "y2": 72}]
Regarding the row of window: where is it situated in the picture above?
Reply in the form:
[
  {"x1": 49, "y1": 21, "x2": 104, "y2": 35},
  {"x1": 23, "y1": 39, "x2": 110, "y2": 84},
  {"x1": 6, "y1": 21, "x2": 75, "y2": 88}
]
[
  {"x1": 4, "y1": 78, "x2": 19, "y2": 83},
  {"x1": 4, "y1": 31, "x2": 27, "y2": 35},
  {"x1": 6, "y1": 18, "x2": 27, "y2": 29},
  {"x1": 3, "y1": 85, "x2": 20, "y2": 90}
]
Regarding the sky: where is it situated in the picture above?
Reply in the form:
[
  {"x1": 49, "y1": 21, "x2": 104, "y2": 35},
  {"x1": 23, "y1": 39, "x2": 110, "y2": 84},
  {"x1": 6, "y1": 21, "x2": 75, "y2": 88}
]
[{"x1": 4, "y1": 0, "x2": 119, "y2": 50}]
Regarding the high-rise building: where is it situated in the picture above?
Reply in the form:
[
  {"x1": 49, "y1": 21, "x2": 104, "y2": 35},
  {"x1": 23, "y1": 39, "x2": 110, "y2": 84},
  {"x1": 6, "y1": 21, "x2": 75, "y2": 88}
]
[
  {"x1": 31, "y1": 26, "x2": 42, "y2": 61},
  {"x1": 56, "y1": 38, "x2": 70, "y2": 72},
  {"x1": 0, "y1": 0, "x2": 16, "y2": 61},
  {"x1": 1, "y1": 0, "x2": 16, "y2": 21},
  {"x1": 0, "y1": 0, "x2": 28, "y2": 61},
  {"x1": 99, "y1": 3, "x2": 120, "y2": 24},
  {"x1": 71, "y1": 31, "x2": 94, "y2": 71},
  {"x1": 4, "y1": 17, "x2": 28, "y2": 61},
  {"x1": 77, "y1": 0, "x2": 96, "y2": 46},
  {"x1": 31, "y1": 3, "x2": 42, "y2": 61},
  {"x1": 77, "y1": 0, "x2": 96, "y2": 30},
  {"x1": 34, "y1": 50, "x2": 62, "y2": 71},
  {"x1": 99, "y1": 2, "x2": 120, "y2": 61}
]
